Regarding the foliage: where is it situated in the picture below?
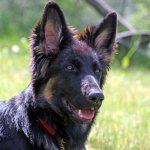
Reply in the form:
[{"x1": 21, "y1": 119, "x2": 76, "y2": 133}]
[
  {"x1": 0, "y1": 0, "x2": 44, "y2": 36},
  {"x1": 106, "y1": 0, "x2": 150, "y2": 30},
  {"x1": 57, "y1": 0, "x2": 101, "y2": 29},
  {"x1": 0, "y1": 0, "x2": 100, "y2": 37},
  {"x1": 128, "y1": 2, "x2": 150, "y2": 30},
  {"x1": 121, "y1": 36, "x2": 141, "y2": 69},
  {"x1": 0, "y1": 0, "x2": 149, "y2": 34}
]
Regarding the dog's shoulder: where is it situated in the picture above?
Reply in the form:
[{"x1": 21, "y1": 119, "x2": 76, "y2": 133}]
[
  {"x1": 0, "y1": 128, "x2": 32, "y2": 150},
  {"x1": 0, "y1": 98, "x2": 34, "y2": 149}
]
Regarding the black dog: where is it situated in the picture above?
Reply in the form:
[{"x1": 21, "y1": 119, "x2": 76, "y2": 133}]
[{"x1": 0, "y1": 2, "x2": 117, "y2": 150}]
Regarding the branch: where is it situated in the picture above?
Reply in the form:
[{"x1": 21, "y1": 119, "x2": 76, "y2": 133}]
[
  {"x1": 85, "y1": 0, "x2": 136, "y2": 32},
  {"x1": 117, "y1": 30, "x2": 150, "y2": 39}
]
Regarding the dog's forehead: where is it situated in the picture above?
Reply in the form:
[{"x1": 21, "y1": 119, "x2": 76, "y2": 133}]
[
  {"x1": 59, "y1": 41, "x2": 99, "y2": 64},
  {"x1": 72, "y1": 41, "x2": 93, "y2": 55}
]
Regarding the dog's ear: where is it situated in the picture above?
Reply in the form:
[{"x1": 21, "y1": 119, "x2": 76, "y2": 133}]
[
  {"x1": 77, "y1": 12, "x2": 117, "y2": 56},
  {"x1": 31, "y1": 2, "x2": 71, "y2": 55},
  {"x1": 76, "y1": 12, "x2": 117, "y2": 87},
  {"x1": 93, "y1": 12, "x2": 117, "y2": 55}
]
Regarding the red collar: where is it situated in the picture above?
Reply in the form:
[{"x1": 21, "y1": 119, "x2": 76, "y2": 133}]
[{"x1": 37, "y1": 116, "x2": 56, "y2": 137}]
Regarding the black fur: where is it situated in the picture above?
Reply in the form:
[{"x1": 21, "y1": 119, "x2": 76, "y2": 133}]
[{"x1": 0, "y1": 2, "x2": 117, "y2": 150}]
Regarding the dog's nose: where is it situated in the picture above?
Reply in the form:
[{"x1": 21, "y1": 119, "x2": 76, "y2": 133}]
[{"x1": 88, "y1": 92, "x2": 104, "y2": 103}]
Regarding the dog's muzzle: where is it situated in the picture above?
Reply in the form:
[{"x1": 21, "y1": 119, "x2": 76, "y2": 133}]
[{"x1": 81, "y1": 75, "x2": 104, "y2": 104}]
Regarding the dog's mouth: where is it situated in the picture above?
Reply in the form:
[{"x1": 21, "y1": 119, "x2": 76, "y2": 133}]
[{"x1": 63, "y1": 98, "x2": 95, "y2": 122}]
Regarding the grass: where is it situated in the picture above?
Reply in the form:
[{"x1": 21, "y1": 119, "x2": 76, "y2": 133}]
[
  {"x1": 88, "y1": 69, "x2": 150, "y2": 150},
  {"x1": 0, "y1": 37, "x2": 150, "y2": 150},
  {"x1": 0, "y1": 37, "x2": 29, "y2": 99}
]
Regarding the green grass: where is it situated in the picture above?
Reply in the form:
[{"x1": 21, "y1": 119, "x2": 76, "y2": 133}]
[
  {"x1": 88, "y1": 69, "x2": 150, "y2": 150},
  {"x1": 0, "y1": 37, "x2": 29, "y2": 99},
  {"x1": 0, "y1": 37, "x2": 150, "y2": 150}
]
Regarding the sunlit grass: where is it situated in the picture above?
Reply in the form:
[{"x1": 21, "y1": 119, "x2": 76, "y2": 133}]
[
  {"x1": 0, "y1": 37, "x2": 150, "y2": 150},
  {"x1": 89, "y1": 69, "x2": 150, "y2": 150},
  {"x1": 0, "y1": 37, "x2": 30, "y2": 99}
]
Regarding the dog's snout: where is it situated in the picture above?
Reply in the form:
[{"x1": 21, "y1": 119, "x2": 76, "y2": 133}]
[
  {"x1": 88, "y1": 92, "x2": 104, "y2": 103},
  {"x1": 81, "y1": 75, "x2": 104, "y2": 103}
]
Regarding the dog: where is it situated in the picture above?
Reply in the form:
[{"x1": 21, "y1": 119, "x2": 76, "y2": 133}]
[{"x1": 0, "y1": 1, "x2": 117, "y2": 150}]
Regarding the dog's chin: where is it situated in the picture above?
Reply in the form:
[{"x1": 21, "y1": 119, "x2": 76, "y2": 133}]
[{"x1": 62, "y1": 98, "x2": 99, "y2": 124}]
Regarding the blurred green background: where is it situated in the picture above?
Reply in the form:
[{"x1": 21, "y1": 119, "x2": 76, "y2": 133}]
[{"x1": 0, "y1": 0, "x2": 150, "y2": 150}]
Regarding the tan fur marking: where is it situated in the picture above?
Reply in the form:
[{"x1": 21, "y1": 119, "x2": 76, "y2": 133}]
[
  {"x1": 34, "y1": 46, "x2": 43, "y2": 54},
  {"x1": 43, "y1": 79, "x2": 54, "y2": 99}
]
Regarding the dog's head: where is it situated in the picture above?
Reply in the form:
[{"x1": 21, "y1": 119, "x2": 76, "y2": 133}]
[{"x1": 30, "y1": 2, "x2": 117, "y2": 123}]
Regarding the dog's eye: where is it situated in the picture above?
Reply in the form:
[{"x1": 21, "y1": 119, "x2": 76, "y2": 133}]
[
  {"x1": 93, "y1": 62, "x2": 101, "y2": 74},
  {"x1": 65, "y1": 65, "x2": 75, "y2": 71}
]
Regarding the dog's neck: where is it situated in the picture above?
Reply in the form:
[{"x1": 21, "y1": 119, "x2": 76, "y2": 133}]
[
  {"x1": 31, "y1": 105, "x2": 92, "y2": 149},
  {"x1": 23, "y1": 85, "x2": 92, "y2": 149}
]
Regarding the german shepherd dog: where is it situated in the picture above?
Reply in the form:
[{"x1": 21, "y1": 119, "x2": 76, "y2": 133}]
[{"x1": 0, "y1": 2, "x2": 117, "y2": 150}]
